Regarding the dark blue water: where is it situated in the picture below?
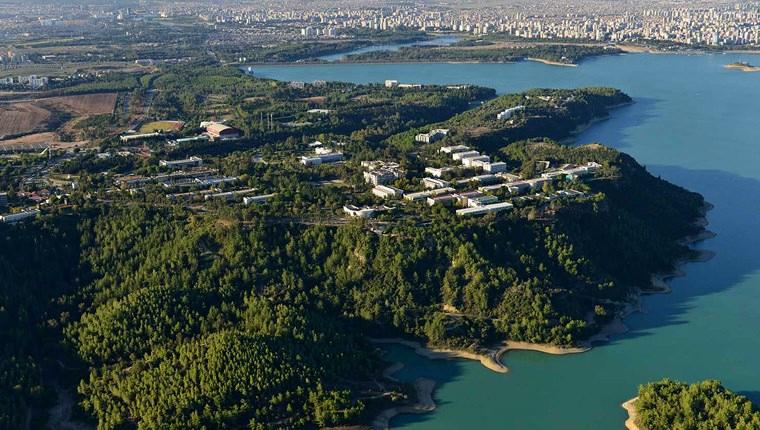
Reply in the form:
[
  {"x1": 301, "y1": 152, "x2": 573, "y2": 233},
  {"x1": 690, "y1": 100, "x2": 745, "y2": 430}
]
[{"x1": 252, "y1": 53, "x2": 760, "y2": 429}]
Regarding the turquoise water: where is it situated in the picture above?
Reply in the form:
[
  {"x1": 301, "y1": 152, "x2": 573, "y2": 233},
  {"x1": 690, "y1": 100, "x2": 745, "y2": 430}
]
[
  {"x1": 252, "y1": 54, "x2": 760, "y2": 429},
  {"x1": 317, "y1": 36, "x2": 459, "y2": 61}
]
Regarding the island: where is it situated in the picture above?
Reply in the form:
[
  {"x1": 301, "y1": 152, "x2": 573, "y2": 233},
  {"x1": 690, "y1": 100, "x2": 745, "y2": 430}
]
[
  {"x1": 624, "y1": 379, "x2": 760, "y2": 430},
  {"x1": 725, "y1": 61, "x2": 760, "y2": 72},
  {"x1": 1, "y1": 62, "x2": 709, "y2": 430}
]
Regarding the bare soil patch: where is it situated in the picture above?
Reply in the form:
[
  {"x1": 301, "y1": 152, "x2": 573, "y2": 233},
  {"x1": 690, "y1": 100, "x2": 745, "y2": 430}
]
[
  {"x1": 0, "y1": 103, "x2": 52, "y2": 137},
  {"x1": 298, "y1": 96, "x2": 327, "y2": 104},
  {"x1": 0, "y1": 93, "x2": 116, "y2": 139}
]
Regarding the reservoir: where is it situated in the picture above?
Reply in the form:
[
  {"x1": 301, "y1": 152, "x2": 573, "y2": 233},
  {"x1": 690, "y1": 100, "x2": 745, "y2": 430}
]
[
  {"x1": 249, "y1": 53, "x2": 760, "y2": 429},
  {"x1": 317, "y1": 35, "x2": 460, "y2": 62}
]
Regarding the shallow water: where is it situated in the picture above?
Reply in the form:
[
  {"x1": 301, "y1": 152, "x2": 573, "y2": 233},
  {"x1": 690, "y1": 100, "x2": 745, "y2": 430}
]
[{"x1": 251, "y1": 53, "x2": 760, "y2": 429}]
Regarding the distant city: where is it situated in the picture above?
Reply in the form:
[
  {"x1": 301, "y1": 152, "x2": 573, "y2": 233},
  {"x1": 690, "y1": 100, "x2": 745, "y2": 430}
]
[{"x1": 1, "y1": 1, "x2": 759, "y2": 50}]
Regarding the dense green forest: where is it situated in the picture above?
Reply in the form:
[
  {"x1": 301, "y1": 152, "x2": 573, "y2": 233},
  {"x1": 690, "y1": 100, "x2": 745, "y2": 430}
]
[
  {"x1": 634, "y1": 379, "x2": 760, "y2": 430},
  {"x1": 1, "y1": 139, "x2": 704, "y2": 428},
  {"x1": 341, "y1": 44, "x2": 621, "y2": 65},
  {"x1": 0, "y1": 65, "x2": 707, "y2": 429}
]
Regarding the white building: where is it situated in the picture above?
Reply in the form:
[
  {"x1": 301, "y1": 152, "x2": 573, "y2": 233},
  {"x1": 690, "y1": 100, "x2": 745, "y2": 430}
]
[
  {"x1": 243, "y1": 193, "x2": 277, "y2": 205},
  {"x1": 415, "y1": 129, "x2": 449, "y2": 144},
  {"x1": 482, "y1": 162, "x2": 507, "y2": 173},
  {"x1": 159, "y1": 156, "x2": 203, "y2": 169},
  {"x1": 424, "y1": 166, "x2": 456, "y2": 178},
  {"x1": 364, "y1": 169, "x2": 400, "y2": 186},
  {"x1": 404, "y1": 187, "x2": 456, "y2": 202},
  {"x1": 496, "y1": 105, "x2": 526, "y2": 120},
  {"x1": 456, "y1": 202, "x2": 514, "y2": 217},
  {"x1": 204, "y1": 188, "x2": 258, "y2": 202},
  {"x1": 439, "y1": 145, "x2": 470, "y2": 154},
  {"x1": 344, "y1": 205, "x2": 387, "y2": 218},
  {"x1": 422, "y1": 177, "x2": 450, "y2": 189},
  {"x1": 385, "y1": 80, "x2": 399, "y2": 88},
  {"x1": 120, "y1": 132, "x2": 161, "y2": 143},
  {"x1": 452, "y1": 150, "x2": 481, "y2": 161},
  {"x1": 372, "y1": 185, "x2": 404, "y2": 199},
  {"x1": 0, "y1": 209, "x2": 40, "y2": 223},
  {"x1": 300, "y1": 152, "x2": 344, "y2": 166},
  {"x1": 462, "y1": 155, "x2": 490, "y2": 167}
]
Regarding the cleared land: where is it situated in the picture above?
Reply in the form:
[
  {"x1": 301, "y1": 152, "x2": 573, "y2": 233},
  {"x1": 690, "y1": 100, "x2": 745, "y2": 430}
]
[
  {"x1": 0, "y1": 103, "x2": 52, "y2": 137},
  {"x1": 0, "y1": 93, "x2": 117, "y2": 139},
  {"x1": 42, "y1": 93, "x2": 117, "y2": 115}
]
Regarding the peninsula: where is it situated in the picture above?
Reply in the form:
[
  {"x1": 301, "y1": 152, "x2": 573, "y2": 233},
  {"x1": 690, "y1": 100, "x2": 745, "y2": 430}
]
[
  {"x1": 338, "y1": 44, "x2": 621, "y2": 65},
  {"x1": 1, "y1": 62, "x2": 708, "y2": 430}
]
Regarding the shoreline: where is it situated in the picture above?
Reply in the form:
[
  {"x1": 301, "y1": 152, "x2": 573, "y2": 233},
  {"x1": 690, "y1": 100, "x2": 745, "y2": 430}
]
[
  {"x1": 622, "y1": 397, "x2": 642, "y2": 430},
  {"x1": 526, "y1": 57, "x2": 578, "y2": 67},
  {"x1": 372, "y1": 203, "x2": 716, "y2": 428},
  {"x1": 371, "y1": 377, "x2": 436, "y2": 430},
  {"x1": 370, "y1": 338, "x2": 589, "y2": 375}
]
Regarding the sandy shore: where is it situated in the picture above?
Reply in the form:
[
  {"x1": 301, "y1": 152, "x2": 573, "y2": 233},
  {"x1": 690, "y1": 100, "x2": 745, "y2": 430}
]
[
  {"x1": 370, "y1": 338, "x2": 509, "y2": 373},
  {"x1": 372, "y1": 378, "x2": 436, "y2": 430},
  {"x1": 371, "y1": 338, "x2": 588, "y2": 374},
  {"x1": 724, "y1": 63, "x2": 760, "y2": 72},
  {"x1": 622, "y1": 397, "x2": 643, "y2": 430},
  {"x1": 526, "y1": 57, "x2": 578, "y2": 67}
]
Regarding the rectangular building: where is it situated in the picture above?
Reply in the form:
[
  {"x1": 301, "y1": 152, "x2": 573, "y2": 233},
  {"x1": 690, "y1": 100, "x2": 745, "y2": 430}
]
[
  {"x1": 456, "y1": 202, "x2": 514, "y2": 217},
  {"x1": 372, "y1": 185, "x2": 404, "y2": 199},
  {"x1": 482, "y1": 162, "x2": 507, "y2": 173},
  {"x1": 496, "y1": 105, "x2": 525, "y2": 120},
  {"x1": 300, "y1": 152, "x2": 344, "y2": 166},
  {"x1": 159, "y1": 156, "x2": 203, "y2": 169},
  {"x1": 243, "y1": 193, "x2": 277, "y2": 205},
  {"x1": 422, "y1": 178, "x2": 450, "y2": 190},
  {"x1": 424, "y1": 166, "x2": 456, "y2": 178},
  {"x1": 404, "y1": 187, "x2": 456, "y2": 202},
  {"x1": 439, "y1": 145, "x2": 470, "y2": 154},
  {"x1": 462, "y1": 155, "x2": 490, "y2": 167},
  {"x1": 452, "y1": 150, "x2": 481, "y2": 161},
  {"x1": 120, "y1": 132, "x2": 161, "y2": 143},
  {"x1": 0, "y1": 209, "x2": 40, "y2": 223}
]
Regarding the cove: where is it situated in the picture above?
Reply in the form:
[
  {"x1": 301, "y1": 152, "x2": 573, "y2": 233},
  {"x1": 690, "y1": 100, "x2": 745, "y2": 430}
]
[{"x1": 250, "y1": 53, "x2": 760, "y2": 429}]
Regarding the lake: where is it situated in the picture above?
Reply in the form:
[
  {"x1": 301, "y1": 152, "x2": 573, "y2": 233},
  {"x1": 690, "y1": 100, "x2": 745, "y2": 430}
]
[
  {"x1": 317, "y1": 35, "x2": 460, "y2": 62},
  {"x1": 249, "y1": 53, "x2": 760, "y2": 429}
]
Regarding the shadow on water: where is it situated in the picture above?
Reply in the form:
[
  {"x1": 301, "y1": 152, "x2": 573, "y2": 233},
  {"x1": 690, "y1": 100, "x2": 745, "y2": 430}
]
[
  {"x1": 574, "y1": 97, "x2": 660, "y2": 150},
  {"x1": 738, "y1": 391, "x2": 760, "y2": 405},
  {"x1": 594, "y1": 166, "x2": 760, "y2": 347},
  {"x1": 378, "y1": 344, "x2": 466, "y2": 427}
]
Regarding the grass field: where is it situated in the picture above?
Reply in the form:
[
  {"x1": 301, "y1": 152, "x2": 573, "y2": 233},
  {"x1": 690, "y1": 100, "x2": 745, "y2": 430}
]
[{"x1": 138, "y1": 120, "x2": 185, "y2": 133}]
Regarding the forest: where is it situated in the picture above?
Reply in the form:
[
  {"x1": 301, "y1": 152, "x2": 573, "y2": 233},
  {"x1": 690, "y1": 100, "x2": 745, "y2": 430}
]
[
  {"x1": 0, "y1": 63, "x2": 708, "y2": 429},
  {"x1": 634, "y1": 379, "x2": 760, "y2": 430},
  {"x1": 1, "y1": 138, "x2": 705, "y2": 428}
]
